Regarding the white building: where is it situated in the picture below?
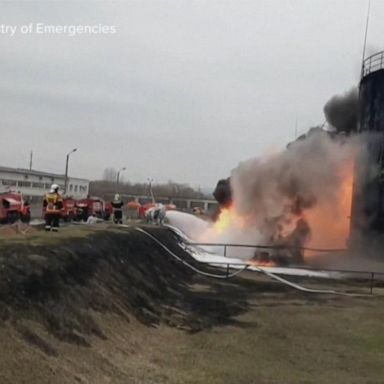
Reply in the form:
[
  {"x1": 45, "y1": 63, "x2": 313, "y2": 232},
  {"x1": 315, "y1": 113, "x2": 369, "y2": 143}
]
[{"x1": 0, "y1": 166, "x2": 89, "y2": 200}]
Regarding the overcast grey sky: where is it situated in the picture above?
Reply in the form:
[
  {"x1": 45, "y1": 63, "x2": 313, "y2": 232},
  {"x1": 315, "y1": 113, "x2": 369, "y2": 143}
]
[{"x1": 1, "y1": 0, "x2": 383, "y2": 187}]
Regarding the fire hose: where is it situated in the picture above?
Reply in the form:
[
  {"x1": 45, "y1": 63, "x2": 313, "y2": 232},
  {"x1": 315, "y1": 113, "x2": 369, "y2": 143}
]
[
  {"x1": 135, "y1": 227, "x2": 248, "y2": 279},
  {"x1": 134, "y1": 227, "x2": 365, "y2": 296}
]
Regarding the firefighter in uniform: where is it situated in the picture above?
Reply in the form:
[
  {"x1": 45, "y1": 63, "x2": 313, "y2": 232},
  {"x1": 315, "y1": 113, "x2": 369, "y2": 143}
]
[
  {"x1": 43, "y1": 184, "x2": 64, "y2": 231},
  {"x1": 111, "y1": 194, "x2": 124, "y2": 224}
]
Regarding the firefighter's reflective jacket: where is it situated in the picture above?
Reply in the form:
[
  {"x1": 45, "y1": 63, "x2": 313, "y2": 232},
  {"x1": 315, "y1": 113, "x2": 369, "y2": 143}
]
[
  {"x1": 111, "y1": 199, "x2": 124, "y2": 212},
  {"x1": 43, "y1": 192, "x2": 64, "y2": 214}
]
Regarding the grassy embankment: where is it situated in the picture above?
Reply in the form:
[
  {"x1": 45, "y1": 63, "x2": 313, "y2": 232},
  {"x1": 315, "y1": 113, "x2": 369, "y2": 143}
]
[{"x1": 0, "y1": 225, "x2": 383, "y2": 383}]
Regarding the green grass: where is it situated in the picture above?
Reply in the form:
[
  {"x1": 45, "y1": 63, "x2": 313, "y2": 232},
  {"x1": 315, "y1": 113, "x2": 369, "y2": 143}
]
[
  {"x1": 137, "y1": 293, "x2": 384, "y2": 384},
  {"x1": 65, "y1": 282, "x2": 384, "y2": 384},
  {"x1": 8, "y1": 292, "x2": 384, "y2": 384}
]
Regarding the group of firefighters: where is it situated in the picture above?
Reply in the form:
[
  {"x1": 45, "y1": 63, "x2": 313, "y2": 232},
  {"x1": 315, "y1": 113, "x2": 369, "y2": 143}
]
[{"x1": 43, "y1": 184, "x2": 124, "y2": 232}]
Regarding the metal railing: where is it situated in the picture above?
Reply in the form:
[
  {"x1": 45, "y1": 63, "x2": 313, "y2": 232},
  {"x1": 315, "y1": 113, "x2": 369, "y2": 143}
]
[
  {"x1": 362, "y1": 51, "x2": 384, "y2": 78},
  {"x1": 185, "y1": 241, "x2": 384, "y2": 294},
  {"x1": 185, "y1": 241, "x2": 348, "y2": 253}
]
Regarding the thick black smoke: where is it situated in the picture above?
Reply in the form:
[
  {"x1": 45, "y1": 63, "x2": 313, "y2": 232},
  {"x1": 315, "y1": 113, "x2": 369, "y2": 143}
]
[
  {"x1": 213, "y1": 178, "x2": 232, "y2": 207},
  {"x1": 323, "y1": 87, "x2": 359, "y2": 134}
]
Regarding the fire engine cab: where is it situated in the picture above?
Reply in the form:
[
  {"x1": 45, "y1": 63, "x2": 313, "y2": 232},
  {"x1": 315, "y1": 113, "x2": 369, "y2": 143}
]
[{"x1": 0, "y1": 191, "x2": 30, "y2": 224}]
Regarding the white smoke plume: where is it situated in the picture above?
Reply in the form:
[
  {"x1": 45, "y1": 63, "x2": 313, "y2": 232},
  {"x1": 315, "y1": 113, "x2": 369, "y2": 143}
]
[
  {"x1": 200, "y1": 130, "x2": 367, "y2": 263},
  {"x1": 171, "y1": 87, "x2": 375, "y2": 263},
  {"x1": 168, "y1": 130, "x2": 369, "y2": 263}
]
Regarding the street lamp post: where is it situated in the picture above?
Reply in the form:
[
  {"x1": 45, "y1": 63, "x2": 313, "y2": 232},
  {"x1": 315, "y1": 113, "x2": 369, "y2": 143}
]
[
  {"x1": 64, "y1": 148, "x2": 77, "y2": 195},
  {"x1": 116, "y1": 167, "x2": 127, "y2": 188},
  {"x1": 147, "y1": 178, "x2": 155, "y2": 203}
]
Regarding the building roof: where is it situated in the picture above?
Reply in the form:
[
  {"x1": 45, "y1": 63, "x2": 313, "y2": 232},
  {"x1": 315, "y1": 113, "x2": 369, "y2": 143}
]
[{"x1": 0, "y1": 165, "x2": 89, "y2": 182}]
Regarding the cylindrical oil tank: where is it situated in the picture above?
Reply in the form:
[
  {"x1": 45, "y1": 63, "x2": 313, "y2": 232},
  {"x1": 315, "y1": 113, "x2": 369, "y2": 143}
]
[{"x1": 350, "y1": 51, "x2": 384, "y2": 251}]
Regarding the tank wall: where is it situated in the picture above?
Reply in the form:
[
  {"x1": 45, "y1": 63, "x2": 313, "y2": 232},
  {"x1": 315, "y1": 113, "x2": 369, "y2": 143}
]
[
  {"x1": 350, "y1": 69, "x2": 384, "y2": 251},
  {"x1": 359, "y1": 69, "x2": 384, "y2": 133}
]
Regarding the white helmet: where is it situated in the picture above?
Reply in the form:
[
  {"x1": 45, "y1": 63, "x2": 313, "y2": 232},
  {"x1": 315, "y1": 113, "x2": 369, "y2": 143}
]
[
  {"x1": 51, "y1": 183, "x2": 59, "y2": 191},
  {"x1": 114, "y1": 194, "x2": 120, "y2": 200}
]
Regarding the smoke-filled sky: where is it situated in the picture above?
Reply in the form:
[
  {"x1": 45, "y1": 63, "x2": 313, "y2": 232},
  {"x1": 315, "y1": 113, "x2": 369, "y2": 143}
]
[{"x1": 1, "y1": 0, "x2": 384, "y2": 187}]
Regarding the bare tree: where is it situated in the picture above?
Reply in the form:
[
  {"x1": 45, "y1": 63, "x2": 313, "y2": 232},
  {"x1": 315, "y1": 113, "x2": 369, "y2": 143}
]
[
  {"x1": 102, "y1": 167, "x2": 117, "y2": 182},
  {"x1": 90, "y1": 179, "x2": 210, "y2": 201}
]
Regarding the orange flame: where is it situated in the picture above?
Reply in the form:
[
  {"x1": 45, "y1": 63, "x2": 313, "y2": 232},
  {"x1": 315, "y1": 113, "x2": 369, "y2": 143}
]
[
  {"x1": 304, "y1": 160, "x2": 353, "y2": 251},
  {"x1": 268, "y1": 160, "x2": 354, "y2": 258},
  {"x1": 249, "y1": 257, "x2": 277, "y2": 267},
  {"x1": 214, "y1": 205, "x2": 246, "y2": 234},
  {"x1": 208, "y1": 160, "x2": 354, "y2": 263},
  {"x1": 214, "y1": 208, "x2": 232, "y2": 233}
]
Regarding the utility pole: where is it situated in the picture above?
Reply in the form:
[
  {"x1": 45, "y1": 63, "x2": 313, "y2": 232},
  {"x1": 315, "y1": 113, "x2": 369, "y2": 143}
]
[
  {"x1": 361, "y1": 0, "x2": 372, "y2": 77},
  {"x1": 29, "y1": 150, "x2": 33, "y2": 170},
  {"x1": 147, "y1": 178, "x2": 155, "y2": 203},
  {"x1": 64, "y1": 148, "x2": 77, "y2": 194}
]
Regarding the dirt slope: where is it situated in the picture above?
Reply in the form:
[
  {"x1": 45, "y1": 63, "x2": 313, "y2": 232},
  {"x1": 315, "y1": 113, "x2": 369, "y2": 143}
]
[
  {"x1": 0, "y1": 225, "x2": 383, "y2": 383},
  {"x1": 0, "y1": 226, "x2": 252, "y2": 382}
]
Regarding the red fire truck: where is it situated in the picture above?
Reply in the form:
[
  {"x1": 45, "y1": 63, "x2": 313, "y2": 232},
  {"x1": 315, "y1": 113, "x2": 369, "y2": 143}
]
[
  {"x1": 0, "y1": 192, "x2": 30, "y2": 224},
  {"x1": 61, "y1": 197, "x2": 76, "y2": 222},
  {"x1": 74, "y1": 196, "x2": 111, "y2": 221}
]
